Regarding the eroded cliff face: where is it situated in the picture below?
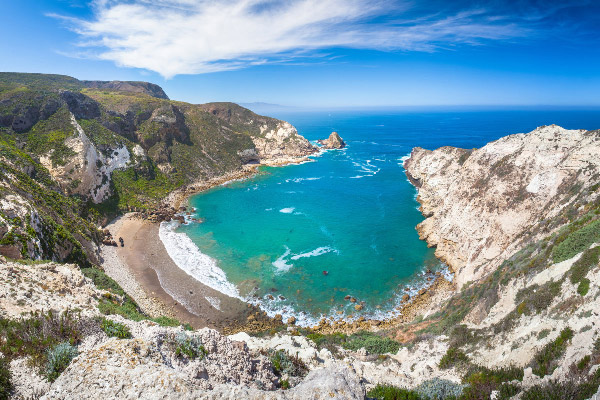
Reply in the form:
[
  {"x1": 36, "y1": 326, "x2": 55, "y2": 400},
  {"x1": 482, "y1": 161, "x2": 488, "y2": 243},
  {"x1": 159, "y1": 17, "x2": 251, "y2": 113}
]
[{"x1": 405, "y1": 125, "x2": 600, "y2": 287}]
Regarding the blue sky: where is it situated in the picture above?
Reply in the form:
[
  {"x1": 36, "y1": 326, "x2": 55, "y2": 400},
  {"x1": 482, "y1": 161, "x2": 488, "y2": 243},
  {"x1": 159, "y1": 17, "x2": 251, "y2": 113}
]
[{"x1": 1, "y1": 0, "x2": 599, "y2": 107}]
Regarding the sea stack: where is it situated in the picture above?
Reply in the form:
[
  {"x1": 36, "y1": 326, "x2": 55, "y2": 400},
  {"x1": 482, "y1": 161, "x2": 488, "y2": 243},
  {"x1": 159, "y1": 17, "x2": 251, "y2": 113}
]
[{"x1": 318, "y1": 132, "x2": 346, "y2": 149}]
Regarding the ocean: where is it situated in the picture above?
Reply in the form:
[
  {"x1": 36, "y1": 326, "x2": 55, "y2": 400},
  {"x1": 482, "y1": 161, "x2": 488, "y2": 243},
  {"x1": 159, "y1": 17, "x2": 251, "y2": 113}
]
[{"x1": 161, "y1": 108, "x2": 600, "y2": 326}]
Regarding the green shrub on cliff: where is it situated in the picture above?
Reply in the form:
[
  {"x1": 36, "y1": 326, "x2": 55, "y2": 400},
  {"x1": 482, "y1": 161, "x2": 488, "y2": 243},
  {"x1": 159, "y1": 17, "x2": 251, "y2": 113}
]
[
  {"x1": 552, "y1": 219, "x2": 600, "y2": 263},
  {"x1": 0, "y1": 358, "x2": 11, "y2": 400},
  {"x1": 439, "y1": 347, "x2": 469, "y2": 369},
  {"x1": 367, "y1": 384, "x2": 421, "y2": 400},
  {"x1": 44, "y1": 342, "x2": 78, "y2": 382},
  {"x1": 530, "y1": 327, "x2": 573, "y2": 377},
  {"x1": 101, "y1": 318, "x2": 131, "y2": 339},
  {"x1": 342, "y1": 331, "x2": 401, "y2": 355}
]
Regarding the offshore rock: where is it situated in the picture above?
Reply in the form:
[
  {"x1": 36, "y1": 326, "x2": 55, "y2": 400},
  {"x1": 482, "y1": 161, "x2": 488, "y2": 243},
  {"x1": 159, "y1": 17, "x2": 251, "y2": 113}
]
[{"x1": 319, "y1": 132, "x2": 346, "y2": 149}]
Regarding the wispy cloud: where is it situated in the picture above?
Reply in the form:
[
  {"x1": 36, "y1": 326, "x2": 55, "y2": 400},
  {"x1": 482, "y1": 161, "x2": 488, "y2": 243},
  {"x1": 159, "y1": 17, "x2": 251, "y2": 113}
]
[{"x1": 54, "y1": 0, "x2": 537, "y2": 78}]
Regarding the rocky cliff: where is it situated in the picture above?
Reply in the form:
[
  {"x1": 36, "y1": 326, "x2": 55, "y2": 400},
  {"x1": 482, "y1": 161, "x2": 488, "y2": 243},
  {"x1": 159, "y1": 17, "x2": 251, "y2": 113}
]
[
  {"x1": 405, "y1": 125, "x2": 600, "y2": 288},
  {"x1": 0, "y1": 73, "x2": 316, "y2": 263}
]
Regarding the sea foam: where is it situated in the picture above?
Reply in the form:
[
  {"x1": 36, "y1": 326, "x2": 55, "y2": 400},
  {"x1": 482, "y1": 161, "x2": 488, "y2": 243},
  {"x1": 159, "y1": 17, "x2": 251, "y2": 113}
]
[
  {"x1": 158, "y1": 220, "x2": 240, "y2": 299},
  {"x1": 279, "y1": 207, "x2": 295, "y2": 214}
]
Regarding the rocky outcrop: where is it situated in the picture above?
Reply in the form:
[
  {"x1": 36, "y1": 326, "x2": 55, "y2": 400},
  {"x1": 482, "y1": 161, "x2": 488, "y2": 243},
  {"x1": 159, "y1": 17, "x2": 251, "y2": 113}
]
[
  {"x1": 405, "y1": 125, "x2": 600, "y2": 287},
  {"x1": 0, "y1": 261, "x2": 103, "y2": 318},
  {"x1": 252, "y1": 121, "x2": 317, "y2": 164},
  {"x1": 318, "y1": 132, "x2": 346, "y2": 149}
]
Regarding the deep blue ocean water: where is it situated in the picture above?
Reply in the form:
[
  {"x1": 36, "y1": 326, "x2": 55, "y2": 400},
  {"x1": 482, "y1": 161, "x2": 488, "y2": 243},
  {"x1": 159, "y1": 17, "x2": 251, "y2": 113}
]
[{"x1": 173, "y1": 109, "x2": 600, "y2": 324}]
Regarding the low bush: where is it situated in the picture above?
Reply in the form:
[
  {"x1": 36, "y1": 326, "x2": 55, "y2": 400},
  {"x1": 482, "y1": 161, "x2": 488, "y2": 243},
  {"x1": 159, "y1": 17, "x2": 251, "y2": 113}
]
[
  {"x1": 570, "y1": 246, "x2": 600, "y2": 289},
  {"x1": 0, "y1": 358, "x2": 11, "y2": 400},
  {"x1": 520, "y1": 371, "x2": 600, "y2": 400},
  {"x1": 515, "y1": 280, "x2": 561, "y2": 315},
  {"x1": 100, "y1": 318, "x2": 131, "y2": 339},
  {"x1": 497, "y1": 383, "x2": 521, "y2": 400},
  {"x1": 173, "y1": 332, "x2": 207, "y2": 360},
  {"x1": 342, "y1": 331, "x2": 401, "y2": 355},
  {"x1": 552, "y1": 220, "x2": 600, "y2": 263},
  {"x1": 577, "y1": 278, "x2": 590, "y2": 296},
  {"x1": 367, "y1": 384, "x2": 421, "y2": 400},
  {"x1": 415, "y1": 377, "x2": 465, "y2": 399},
  {"x1": 44, "y1": 342, "x2": 78, "y2": 382},
  {"x1": 530, "y1": 327, "x2": 573, "y2": 377},
  {"x1": 439, "y1": 347, "x2": 469, "y2": 369},
  {"x1": 459, "y1": 366, "x2": 523, "y2": 400},
  {"x1": 268, "y1": 350, "x2": 308, "y2": 378},
  {"x1": 306, "y1": 331, "x2": 401, "y2": 355},
  {"x1": 0, "y1": 310, "x2": 83, "y2": 370}
]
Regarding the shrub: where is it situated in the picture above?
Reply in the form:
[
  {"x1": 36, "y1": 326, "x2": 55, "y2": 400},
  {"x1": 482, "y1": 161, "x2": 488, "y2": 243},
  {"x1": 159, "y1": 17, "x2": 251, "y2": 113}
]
[
  {"x1": 342, "y1": 331, "x2": 401, "y2": 355},
  {"x1": 577, "y1": 355, "x2": 591, "y2": 371},
  {"x1": 101, "y1": 318, "x2": 131, "y2": 339},
  {"x1": 44, "y1": 342, "x2": 78, "y2": 382},
  {"x1": 268, "y1": 350, "x2": 308, "y2": 378},
  {"x1": 552, "y1": 220, "x2": 600, "y2": 263},
  {"x1": 0, "y1": 311, "x2": 82, "y2": 370},
  {"x1": 497, "y1": 382, "x2": 521, "y2": 400},
  {"x1": 530, "y1": 327, "x2": 573, "y2": 377},
  {"x1": 515, "y1": 280, "x2": 562, "y2": 315},
  {"x1": 0, "y1": 358, "x2": 11, "y2": 400},
  {"x1": 439, "y1": 347, "x2": 469, "y2": 369},
  {"x1": 577, "y1": 278, "x2": 590, "y2": 296},
  {"x1": 367, "y1": 384, "x2": 421, "y2": 400},
  {"x1": 570, "y1": 247, "x2": 600, "y2": 284},
  {"x1": 460, "y1": 366, "x2": 523, "y2": 400},
  {"x1": 520, "y1": 374, "x2": 600, "y2": 400},
  {"x1": 174, "y1": 332, "x2": 207, "y2": 360},
  {"x1": 416, "y1": 378, "x2": 465, "y2": 399}
]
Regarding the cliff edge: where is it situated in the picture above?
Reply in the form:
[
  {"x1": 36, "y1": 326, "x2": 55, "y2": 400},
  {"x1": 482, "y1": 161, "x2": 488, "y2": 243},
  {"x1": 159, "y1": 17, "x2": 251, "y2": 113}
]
[{"x1": 405, "y1": 125, "x2": 600, "y2": 288}]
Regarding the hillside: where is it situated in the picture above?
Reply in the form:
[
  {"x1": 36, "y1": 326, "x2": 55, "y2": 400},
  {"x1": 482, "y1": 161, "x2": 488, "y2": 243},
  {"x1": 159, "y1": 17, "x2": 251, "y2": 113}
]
[{"x1": 0, "y1": 73, "x2": 316, "y2": 264}]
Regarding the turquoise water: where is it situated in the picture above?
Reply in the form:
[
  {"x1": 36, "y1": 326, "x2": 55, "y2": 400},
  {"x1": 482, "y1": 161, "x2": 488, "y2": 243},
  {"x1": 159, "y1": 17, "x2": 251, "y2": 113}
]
[{"x1": 176, "y1": 109, "x2": 600, "y2": 324}]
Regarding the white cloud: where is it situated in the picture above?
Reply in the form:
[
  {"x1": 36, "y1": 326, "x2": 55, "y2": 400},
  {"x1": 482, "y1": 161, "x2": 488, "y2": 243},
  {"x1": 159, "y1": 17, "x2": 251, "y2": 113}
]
[{"x1": 57, "y1": 0, "x2": 529, "y2": 77}]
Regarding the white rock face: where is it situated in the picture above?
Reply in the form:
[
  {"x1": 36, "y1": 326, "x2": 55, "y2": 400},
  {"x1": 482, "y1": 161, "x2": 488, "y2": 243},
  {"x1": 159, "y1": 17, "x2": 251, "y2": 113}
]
[
  {"x1": 405, "y1": 125, "x2": 600, "y2": 288},
  {"x1": 252, "y1": 121, "x2": 316, "y2": 164},
  {"x1": 39, "y1": 113, "x2": 131, "y2": 203}
]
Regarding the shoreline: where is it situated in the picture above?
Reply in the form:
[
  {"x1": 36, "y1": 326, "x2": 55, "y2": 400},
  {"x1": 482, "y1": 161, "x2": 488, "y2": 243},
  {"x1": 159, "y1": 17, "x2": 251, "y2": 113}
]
[{"x1": 100, "y1": 154, "x2": 456, "y2": 334}]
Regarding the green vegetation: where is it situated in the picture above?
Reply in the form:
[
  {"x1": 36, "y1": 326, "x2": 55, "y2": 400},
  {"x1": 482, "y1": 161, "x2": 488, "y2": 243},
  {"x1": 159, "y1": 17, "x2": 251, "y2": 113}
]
[
  {"x1": 416, "y1": 378, "x2": 465, "y2": 399},
  {"x1": 0, "y1": 311, "x2": 82, "y2": 371},
  {"x1": 520, "y1": 370, "x2": 600, "y2": 400},
  {"x1": 44, "y1": 342, "x2": 78, "y2": 382},
  {"x1": 173, "y1": 332, "x2": 207, "y2": 360},
  {"x1": 530, "y1": 327, "x2": 573, "y2": 377},
  {"x1": 306, "y1": 330, "x2": 401, "y2": 355},
  {"x1": 0, "y1": 357, "x2": 11, "y2": 400},
  {"x1": 100, "y1": 318, "x2": 131, "y2": 339},
  {"x1": 367, "y1": 384, "x2": 421, "y2": 400},
  {"x1": 439, "y1": 347, "x2": 469, "y2": 369},
  {"x1": 552, "y1": 219, "x2": 600, "y2": 263},
  {"x1": 515, "y1": 280, "x2": 562, "y2": 315},
  {"x1": 268, "y1": 349, "x2": 308, "y2": 378},
  {"x1": 569, "y1": 246, "x2": 600, "y2": 295}
]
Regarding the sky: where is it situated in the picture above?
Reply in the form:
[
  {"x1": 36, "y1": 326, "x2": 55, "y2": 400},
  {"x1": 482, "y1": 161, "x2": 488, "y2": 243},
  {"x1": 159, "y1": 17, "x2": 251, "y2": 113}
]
[{"x1": 1, "y1": 0, "x2": 599, "y2": 107}]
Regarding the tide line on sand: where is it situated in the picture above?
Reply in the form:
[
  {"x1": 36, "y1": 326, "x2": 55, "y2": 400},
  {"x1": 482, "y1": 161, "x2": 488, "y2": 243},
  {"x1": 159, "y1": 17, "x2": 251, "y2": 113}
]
[{"x1": 158, "y1": 220, "x2": 241, "y2": 300}]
